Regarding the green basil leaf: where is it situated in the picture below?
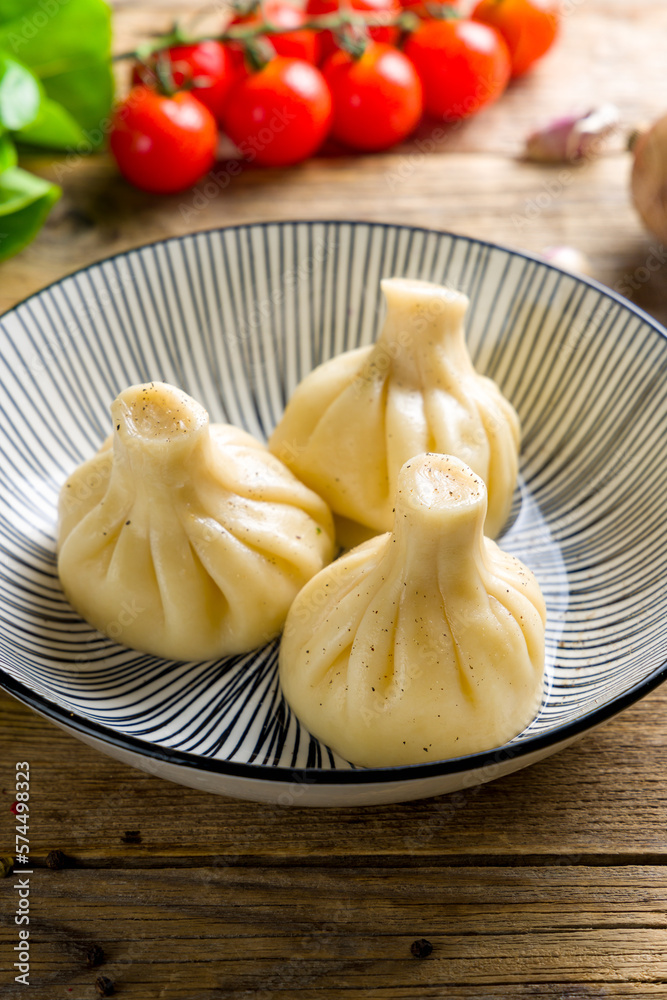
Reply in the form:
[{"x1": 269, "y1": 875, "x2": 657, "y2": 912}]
[
  {"x1": 39, "y1": 61, "x2": 113, "y2": 144},
  {"x1": 0, "y1": 52, "x2": 40, "y2": 131},
  {"x1": 0, "y1": 0, "x2": 113, "y2": 141},
  {"x1": 0, "y1": 3, "x2": 33, "y2": 20},
  {"x1": 0, "y1": 163, "x2": 57, "y2": 213},
  {"x1": 14, "y1": 96, "x2": 84, "y2": 149},
  {"x1": 0, "y1": 1, "x2": 111, "y2": 260},
  {"x1": 0, "y1": 165, "x2": 60, "y2": 260},
  {"x1": 0, "y1": 132, "x2": 16, "y2": 170}
]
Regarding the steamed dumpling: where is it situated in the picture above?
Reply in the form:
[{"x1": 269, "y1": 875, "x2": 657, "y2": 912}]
[
  {"x1": 58, "y1": 382, "x2": 335, "y2": 660},
  {"x1": 269, "y1": 277, "x2": 520, "y2": 540},
  {"x1": 279, "y1": 453, "x2": 546, "y2": 767}
]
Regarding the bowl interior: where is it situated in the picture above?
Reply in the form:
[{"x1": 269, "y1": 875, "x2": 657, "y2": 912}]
[{"x1": 1, "y1": 221, "x2": 666, "y2": 779}]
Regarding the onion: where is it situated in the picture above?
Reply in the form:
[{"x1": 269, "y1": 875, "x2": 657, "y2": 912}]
[{"x1": 630, "y1": 113, "x2": 667, "y2": 243}]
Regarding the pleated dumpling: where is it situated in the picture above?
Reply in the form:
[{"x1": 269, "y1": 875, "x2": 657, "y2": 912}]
[
  {"x1": 58, "y1": 382, "x2": 335, "y2": 660},
  {"x1": 279, "y1": 453, "x2": 546, "y2": 767},
  {"x1": 270, "y1": 277, "x2": 520, "y2": 541}
]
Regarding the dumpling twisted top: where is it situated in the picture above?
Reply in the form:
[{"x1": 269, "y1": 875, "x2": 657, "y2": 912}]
[
  {"x1": 270, "y1": 277, "x2": 520, "y2": 540},
  {"x1": 279, "y1": 453, "x2": 546, "y2": 767},
  {"x1": 58, "y1": 382, "x2": 335, "y2": 660}
]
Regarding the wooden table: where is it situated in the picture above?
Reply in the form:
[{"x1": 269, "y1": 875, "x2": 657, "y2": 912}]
[{"x1": 2, "y1": 2, "x2": 667, "y2": 997}]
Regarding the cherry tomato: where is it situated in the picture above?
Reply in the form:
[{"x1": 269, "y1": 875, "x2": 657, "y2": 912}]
[
  {"x1": 322, "y1": 41, "x2": 422, "y2": 152},
  {"x1": 110, "y1": 86, "x2": 218, "y2": 194},
  {"x1": 305, "y1": 0, "x2": 401, "y2": 65},
  {"x1": 222, "y1": 57, "x2": 333, "y2": 167},
  {"x1": 472, "y1": 0, "x2": 559, "y2": 78},
  {"x1": 229, "y1": 0, "x2": 319, "y2": 66},
  {"x1": 131, "y1": 42, "x2": 237, "y2": 124},
  {"x1": 404, "y1": 18, "x2": 510, "y2": 122}
]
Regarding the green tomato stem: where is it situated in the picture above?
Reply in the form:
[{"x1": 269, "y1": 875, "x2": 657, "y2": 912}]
[{"x1": 113, "y1": 11, "x2": 418, "y2": 63}]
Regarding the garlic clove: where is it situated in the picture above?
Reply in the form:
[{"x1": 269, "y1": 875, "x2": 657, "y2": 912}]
[
  {"x1": 540, "y1": 245, "x2": 592, "y2": 276},
  {"x1": 525, "y1": 104, "x2": 620, "y2": 163}
]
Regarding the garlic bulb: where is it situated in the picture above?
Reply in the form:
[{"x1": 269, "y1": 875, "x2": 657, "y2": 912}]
[
  {"x1": 279, "y1": 453, "x2": 547, "y2": 767},
  {"x1": 631, "y1": 112, "x2": 667, "y2": 244},
  {"x1": 58, "y1": 382, "x2": 335, "y2": 660},
  {"x1": 269, "y1": 278, "x2": 520, "y2": 541}
]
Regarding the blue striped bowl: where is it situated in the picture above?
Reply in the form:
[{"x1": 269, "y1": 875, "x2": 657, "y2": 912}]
[{"x1": 2, "y1": 221, "x2": 666, "y2": 806}]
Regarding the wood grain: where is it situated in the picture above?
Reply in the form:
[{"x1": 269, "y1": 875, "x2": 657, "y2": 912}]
[
  {"x1": 3, "y1": 681, "x2": 667, "y2": 999},
  {"x1": 2, "y1": 1, "x2": 667, "y2": 325},
  {"x1": 2, "y1": 2, "x2": 667, "y2": 998},
  {"x1": 3, "y1": 689, "x2": 667, "y2": 862}
]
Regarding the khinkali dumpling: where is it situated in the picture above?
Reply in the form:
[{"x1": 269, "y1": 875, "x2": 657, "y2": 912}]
[
  {"x1": 279, "y1": 453, "x2": 546, "y2": 767},
  {"x1": 58, "y1": 382, "x2": 335, "y2": 660},
  {"x1": 270, "y1": 277, "x2": 520, "y2": 540}
]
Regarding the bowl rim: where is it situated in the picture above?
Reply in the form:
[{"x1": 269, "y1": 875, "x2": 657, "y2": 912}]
[
  {"x1": 1, "y1": 218, "x2": 667, "y2": 787},
  {"x1": 4, "y1": 217, "x2": 667, "y2": 338},
  {"x1": 3, "y1": 659, "x2": 667, "y2": 784}
]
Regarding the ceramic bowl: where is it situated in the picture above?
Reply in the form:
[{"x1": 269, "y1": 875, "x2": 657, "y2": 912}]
[{"x1": 1, "y1": 221, "x2": 666, "y2": 806}]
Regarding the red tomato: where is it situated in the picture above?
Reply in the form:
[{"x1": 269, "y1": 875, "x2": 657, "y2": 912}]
[
  {"x1": 472, "y1": 0, "x2": 559, "y2": 78},
  {"x1": 110, "y1": 86, "x2": 218, "y2": 194},
  {"x1": 229, "y1": 0, "x2": 319, "y2": 66},
  {"x1": 305, "y1": 0, "x2": 401, "y2": 64},
  {"x1": 131, "y1": 42, "x2": 237, "y2": 124},
  {"x1": 404, "y1": 19, "x2": 510, "y2": 122},
  {"x1": 322, "y1": 41, "x2": 422, "y2": 151},
  {"x1": 222, "y1": 57, "x2": 333, "y2": 167}
]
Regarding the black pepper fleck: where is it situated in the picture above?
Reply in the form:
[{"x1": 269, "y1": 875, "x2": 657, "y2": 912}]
[
  {"x1": 120, "y1": 830, "x2": 142, "y2": 845},
  {"x1": 45, "y1": 849, "x2": 67, "y2": 870},
  {"x1": 95, "y1": 975, "x2": 115, "y2": 996},
  {"x1": 410, "y1": 938, "x2": 433, "y2": 959},
  {"x1": 86, "y1": 944, "x2": 106, "y2": 969}
]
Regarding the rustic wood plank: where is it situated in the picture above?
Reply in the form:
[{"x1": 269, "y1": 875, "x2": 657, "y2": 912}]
[
  {"x1": 3, "y1": 1, "x2": 666, "y2": 326},
  {"x1": 3, "y1": 865, "x2": 667, "y2": 998},
  {"x1": 3, "y1": 688, "x2": 667, "y2": 860},
  {"x1": 3, "y1": 3, "x2": 667, "y2": 998},
  {"x1": 6, "y1": 149, "x2": 667, "y2": 329}
]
